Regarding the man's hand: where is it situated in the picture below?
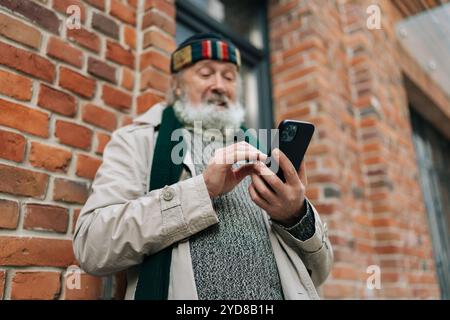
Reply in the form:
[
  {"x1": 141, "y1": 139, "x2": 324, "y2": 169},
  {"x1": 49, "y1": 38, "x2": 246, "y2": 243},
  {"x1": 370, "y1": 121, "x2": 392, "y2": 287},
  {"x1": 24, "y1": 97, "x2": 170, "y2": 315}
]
[
  {"x1": 248, "y1": 148, "x2": 307, "y2": 227},
  {"x1": 203, "y1": 141, "x2": 267, "y2": 198}
]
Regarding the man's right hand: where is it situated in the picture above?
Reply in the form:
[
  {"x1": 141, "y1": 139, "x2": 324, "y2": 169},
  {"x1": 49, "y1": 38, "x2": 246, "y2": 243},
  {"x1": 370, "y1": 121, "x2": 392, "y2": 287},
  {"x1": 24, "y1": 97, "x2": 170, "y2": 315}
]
[{"x1": 202, "y1": 141, "x2": 267, "y2": 198}]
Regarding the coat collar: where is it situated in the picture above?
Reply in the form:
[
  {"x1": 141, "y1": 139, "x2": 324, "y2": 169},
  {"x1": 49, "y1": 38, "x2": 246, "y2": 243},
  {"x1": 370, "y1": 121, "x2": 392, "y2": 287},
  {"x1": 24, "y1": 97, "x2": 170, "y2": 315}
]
[{"x1": 133, "y1": 102, "x2": 166, "y2": 127}]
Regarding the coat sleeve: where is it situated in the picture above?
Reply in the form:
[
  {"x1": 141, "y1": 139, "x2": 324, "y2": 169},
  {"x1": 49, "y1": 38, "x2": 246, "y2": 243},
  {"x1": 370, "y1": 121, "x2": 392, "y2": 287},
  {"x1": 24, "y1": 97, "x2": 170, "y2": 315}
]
[
  {"x1": 271, "y1": 200, "x2": 334, "y2": 287},
  {"x1": 72, "y1": 126, "x2": 218, "y2": 276}
]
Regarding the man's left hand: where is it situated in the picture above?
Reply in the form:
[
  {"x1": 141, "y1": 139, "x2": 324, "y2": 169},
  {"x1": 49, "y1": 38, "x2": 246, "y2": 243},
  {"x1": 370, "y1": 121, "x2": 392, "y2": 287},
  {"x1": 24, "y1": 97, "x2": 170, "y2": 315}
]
[{"x1": 248, "y1": 148, "x2": 307, "y2": 227}]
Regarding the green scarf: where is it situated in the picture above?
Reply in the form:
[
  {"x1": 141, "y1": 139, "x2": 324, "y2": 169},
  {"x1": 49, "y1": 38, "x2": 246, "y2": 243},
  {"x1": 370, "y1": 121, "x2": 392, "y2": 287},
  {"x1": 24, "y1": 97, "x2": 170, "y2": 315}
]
[{"x1": 134, "y1": 105, "x2": 263, "y2": 300}]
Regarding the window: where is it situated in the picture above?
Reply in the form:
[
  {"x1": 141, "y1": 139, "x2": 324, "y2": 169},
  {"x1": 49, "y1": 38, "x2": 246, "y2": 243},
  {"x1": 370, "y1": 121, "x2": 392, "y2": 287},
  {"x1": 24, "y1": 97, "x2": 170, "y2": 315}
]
[
  {"x1": 175, "y1": 0, "x2": 273, "y2": 130},
  {"x1": 411, "y1": 108, "x2": 450, "y2": 299}
]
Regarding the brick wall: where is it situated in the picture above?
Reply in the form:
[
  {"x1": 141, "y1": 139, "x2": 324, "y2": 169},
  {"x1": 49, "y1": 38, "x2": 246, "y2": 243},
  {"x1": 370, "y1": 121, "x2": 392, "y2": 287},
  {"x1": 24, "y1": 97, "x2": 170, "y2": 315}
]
[
  {"x1": 0, "y1": 0, "x2": 445, "y2": 300},
  {"x1": 269, "y1": 0, "x2": 442, "y2": 298},
  {"x1": 0, "y1": 0, "x2": 175, "y2": 299}
]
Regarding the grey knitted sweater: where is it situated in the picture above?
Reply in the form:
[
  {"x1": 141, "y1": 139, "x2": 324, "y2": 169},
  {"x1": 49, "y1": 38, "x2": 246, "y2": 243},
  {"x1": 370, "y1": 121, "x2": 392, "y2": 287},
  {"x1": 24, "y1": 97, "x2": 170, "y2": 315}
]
[{"x1": 185, "y1": 131, "x2": 315, "y2": 300}]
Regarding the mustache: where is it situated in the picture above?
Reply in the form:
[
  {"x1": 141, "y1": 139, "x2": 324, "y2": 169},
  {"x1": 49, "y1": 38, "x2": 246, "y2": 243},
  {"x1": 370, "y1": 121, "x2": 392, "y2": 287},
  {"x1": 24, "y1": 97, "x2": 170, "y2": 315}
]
[{"x1": 204, "y1": 92, "x2": 229, "y2": 106}]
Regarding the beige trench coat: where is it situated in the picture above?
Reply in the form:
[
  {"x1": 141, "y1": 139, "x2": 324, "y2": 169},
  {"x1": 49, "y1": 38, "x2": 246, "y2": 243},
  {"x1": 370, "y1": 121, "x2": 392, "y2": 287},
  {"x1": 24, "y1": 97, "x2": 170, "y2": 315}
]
[{"x1": 73, "y1": 103, "x2": 333, "y2": 300}]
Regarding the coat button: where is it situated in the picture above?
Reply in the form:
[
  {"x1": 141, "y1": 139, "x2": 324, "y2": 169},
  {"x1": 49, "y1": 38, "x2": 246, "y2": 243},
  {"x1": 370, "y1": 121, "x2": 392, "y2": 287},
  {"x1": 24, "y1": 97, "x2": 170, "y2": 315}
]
[{"x1": 162, "y1": 186, "x2": 175, "y2": 201}]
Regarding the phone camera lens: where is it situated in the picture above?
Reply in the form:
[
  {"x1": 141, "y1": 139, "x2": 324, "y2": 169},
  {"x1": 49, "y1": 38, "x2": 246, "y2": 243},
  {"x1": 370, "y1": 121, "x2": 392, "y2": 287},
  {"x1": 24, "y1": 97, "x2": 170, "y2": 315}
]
[{"x1": 281, "y1": 124, "x2": 298, "y2": 142}]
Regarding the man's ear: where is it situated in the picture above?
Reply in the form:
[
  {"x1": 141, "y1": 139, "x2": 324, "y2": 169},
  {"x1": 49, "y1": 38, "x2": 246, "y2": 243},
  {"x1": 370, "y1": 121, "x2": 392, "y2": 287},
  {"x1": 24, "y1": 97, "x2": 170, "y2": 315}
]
[{"x1": 171, "y1": 74, "x2": 182, "y2": 97}]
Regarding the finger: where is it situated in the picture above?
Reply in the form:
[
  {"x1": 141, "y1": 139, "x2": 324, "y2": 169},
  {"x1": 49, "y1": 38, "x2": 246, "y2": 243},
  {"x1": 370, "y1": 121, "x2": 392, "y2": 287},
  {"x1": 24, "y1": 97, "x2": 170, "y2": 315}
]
[
  {"x1": 248, "y1": 183, "x2": 270, "y2": 211},
  {"x1": 226, "y1": 142, "x2": 267, "y2": 162},
  {"x1": 251, "y1": 173, "x2": 277, "y2": 204},
  {"x1": 273, "y1": 148, "x2": 299, "y2": 185},
  {"x1": 254, "y1": 162, "x2": 284, "y2": 194},
  {"x1": 298, "y1": 161, "x2": 307, "y2": 186},
  {"x1": 212, "y1": 148, "x2": 260, "y2": 165},
  {"x1": 232, "y1": 164, "x2": 257, "y2": 183},
  {"x1": 224, "y1": 149, "x2": 267, "y2": 165}
]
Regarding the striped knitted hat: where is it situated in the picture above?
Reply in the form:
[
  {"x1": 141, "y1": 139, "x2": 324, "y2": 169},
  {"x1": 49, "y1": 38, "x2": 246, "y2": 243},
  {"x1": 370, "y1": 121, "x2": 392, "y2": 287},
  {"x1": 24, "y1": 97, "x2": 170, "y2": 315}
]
[{"x1": 171, "y1": 33, "x2": 241, "y2": 73}]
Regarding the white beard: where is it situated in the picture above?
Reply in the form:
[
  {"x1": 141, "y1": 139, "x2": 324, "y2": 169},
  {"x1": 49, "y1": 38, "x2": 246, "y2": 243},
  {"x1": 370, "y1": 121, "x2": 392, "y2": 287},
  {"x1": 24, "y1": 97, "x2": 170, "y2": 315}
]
[{"x1": 172, "y1": 99, "x2": 245, "y2": 133}]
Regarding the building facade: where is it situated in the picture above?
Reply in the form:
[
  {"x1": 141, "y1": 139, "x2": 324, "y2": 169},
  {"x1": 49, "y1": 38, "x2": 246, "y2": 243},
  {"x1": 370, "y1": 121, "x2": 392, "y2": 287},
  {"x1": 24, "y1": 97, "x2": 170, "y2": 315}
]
[{"x1": 0, "y1": 0, "x2": 449, "y2": 299}]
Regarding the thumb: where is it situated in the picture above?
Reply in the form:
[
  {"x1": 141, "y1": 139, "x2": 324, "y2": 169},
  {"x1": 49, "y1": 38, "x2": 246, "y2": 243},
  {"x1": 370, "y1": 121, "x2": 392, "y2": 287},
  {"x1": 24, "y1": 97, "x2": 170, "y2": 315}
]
[{"x1": 298, "y1": 161, "x2": 307, "y2": 186}]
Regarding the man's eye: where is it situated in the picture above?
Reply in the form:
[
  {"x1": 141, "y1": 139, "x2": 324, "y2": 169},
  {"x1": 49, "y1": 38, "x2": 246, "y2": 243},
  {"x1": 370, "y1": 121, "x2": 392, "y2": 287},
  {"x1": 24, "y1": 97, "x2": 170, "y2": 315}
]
[
  {"x1": 224, "y1": 73, "x2": 235, "y2": 81},
  {"x1": 198, "y1": 69, "x2": 213, "y2": 77}
]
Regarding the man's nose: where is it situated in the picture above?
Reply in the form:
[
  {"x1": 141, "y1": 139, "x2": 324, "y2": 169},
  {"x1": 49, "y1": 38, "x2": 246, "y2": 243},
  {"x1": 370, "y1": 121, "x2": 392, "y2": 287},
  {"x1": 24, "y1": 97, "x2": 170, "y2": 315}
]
[{"x1": 210, "y1": 73, "x2": 226, "y2": 93}]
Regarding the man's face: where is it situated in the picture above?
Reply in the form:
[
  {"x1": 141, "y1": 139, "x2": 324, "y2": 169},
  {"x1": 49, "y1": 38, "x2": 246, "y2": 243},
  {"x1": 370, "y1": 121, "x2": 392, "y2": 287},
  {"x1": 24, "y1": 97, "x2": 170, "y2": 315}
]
[{"x1": 177, "y1": 60, "x2": 238, "y2": 108}]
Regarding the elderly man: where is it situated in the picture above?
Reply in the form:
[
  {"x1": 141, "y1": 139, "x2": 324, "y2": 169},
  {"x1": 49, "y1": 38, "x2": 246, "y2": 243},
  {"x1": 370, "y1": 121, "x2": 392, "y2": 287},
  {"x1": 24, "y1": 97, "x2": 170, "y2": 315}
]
[{"x1": 73, "y1": 33, "x2": 333, "y2": 300}]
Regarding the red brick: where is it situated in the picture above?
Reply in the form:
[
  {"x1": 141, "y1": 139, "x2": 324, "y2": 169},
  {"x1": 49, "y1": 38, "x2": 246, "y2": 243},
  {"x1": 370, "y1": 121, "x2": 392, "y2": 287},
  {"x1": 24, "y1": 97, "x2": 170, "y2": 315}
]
[
  {"x1": 0, "y1": 69, "x2": 33, "y2": 101},
  {"x1": 0, "y1": 0, "x2": 61, "y2": 34},
  {"x1": 64, "y1": 273, "x2": 103, "y2": 300},
  {"x1": 274, "y1": 66, "x2": 318, "y2": 84},
  {"x1": 110, "y1": 0, "x2": 136, "y2": 25},
  {"x1": 281, "y1": 38, "x2": 325, "y2": 61},
  {"x1": 52, "y1": 0, "x2": 86, "y2": 22},
  {"x1": 331, "y1": 265, "x2": 359, "y2": 280},
  {"x1": 92, "y1": 12, "x2": 119, "y2": 39},
  {"x1": 95, "y1": 132, "x2": 111, "y2": 155},
  {"x1": 0, "y1": 199, "x2": 19, "y2": 230},
  {"x1": 106, "y1": 41, "x2": 135, "y2": 68},
  {"x1": 84, "y1": 0, "x2": 105, "y2": 10},
  {"x1": 0, "y1": 270, "x2": 5, "y2": 299},
  {"x1": 312, "y1": 203, "x2": 336, "y2": 215},
  {"x1": 308, "y1": 173, "x2": 336, "y2": 184},
  {"x1": 47, "y1": 36, "x2": 83, "y2": 68},
  {"x1": 137, "y1": 91, "x2": 163, "y2": 114},
  {"x1": 140, "y1": 49, "x2": 170, "y2": 72},
  {"x1": 72, "y1": 208, "x2": 81, "y2": 233},
  {"x1": 29, "y1": 142, "x2": 72, "y2": 172},
  {"x1": 0, "y1": 236, "x2": 76, "y2": 267},
  {"x1": 55, "y1": 120, "x2": 93, "y2": 150},
  {"x1": 142, "y1": 10, "x2": 175, "y2": 35},
  {"x1": 124, "y1": 24, "x2": 136, "y2": 49},
  {"x1": 24, "y1": 203, "x2": 69, "y2": 233},
  {"x1": 0, "y1": 130, "x2": 26, "y2": 163},
  {"x1": 121, "y1": 67, "x2": 134, "y2": 91},
  {"x1": 305, "y1": 187, "x2": 319, "y2": 201},
  {"x1": 127, "y1": 0, "x2": 138, "y2": 8},
  {"x1": 143, "y1": 29, "x2": 176, "y2": 53},
  {"x1": 0, "y1": 164, "x2": 49, "y2": 198},
  {"x1": 59, "y1": 67, "x2": 96, "y2": 98},
  {"x1": 0, "y1": 41, "x2": 55, "y2": 82},
  {"x1": 88, "y1": 57, "x2": 117, "y2": 84},
  {"x1": 120, "y1": 115, "x2": 133, "y2": 127},
  {"x1": 53, "y1": 178, "x2": 89, "y2": 204},
  {"x1": 269, "y1": 0, "x2": 299, "y2": 19},
  {"x1": 37, "y1": 84, "x2": 77, "y2": 116},
  {"x1": 375, "y1": 245, "x2": 404, "y2": 254},
  {"x1": 140, "y1": 67, "x2": 170, "y2": 93},
  {"x1": 76, "y1": 154, "x2": 102, "y2": 179},
  {"x1": 82, "y1": 104, "x2": 117, "y2": 131},
  {"x1": 102, "y1": 85, "x2": 132, "y2": 112},
  {"x1": 144, "y1": 0, "x2": 176, "y2": 18},
  {"x1": 67, "y1": 27, "x2": 100, "y2": 53},
  {"x1": 0, "y1": 12, "x2": 41, "y2": 49},
  {"x1": 11, "y1": 272, "x2": 61, "y2": 300},
  {"x1": 323, "y1": 283, "x2": 356, "y2": 299}
]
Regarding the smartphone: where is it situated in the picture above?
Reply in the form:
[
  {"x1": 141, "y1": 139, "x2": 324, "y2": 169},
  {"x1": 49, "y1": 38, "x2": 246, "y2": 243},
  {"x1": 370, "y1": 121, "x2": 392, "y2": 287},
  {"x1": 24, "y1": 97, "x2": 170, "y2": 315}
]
[{"x1": 268, "y1": 120, "x2": 315, "y2": 182}]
